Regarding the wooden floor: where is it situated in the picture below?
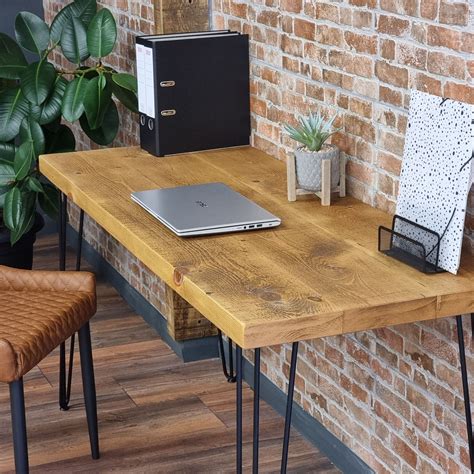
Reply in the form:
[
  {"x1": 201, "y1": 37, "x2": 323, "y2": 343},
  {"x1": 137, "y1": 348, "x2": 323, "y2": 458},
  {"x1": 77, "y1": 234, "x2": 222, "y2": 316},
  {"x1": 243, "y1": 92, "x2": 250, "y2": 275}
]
[{"x1": 0, "y1": 234, "x2": 339, "y2": 473}]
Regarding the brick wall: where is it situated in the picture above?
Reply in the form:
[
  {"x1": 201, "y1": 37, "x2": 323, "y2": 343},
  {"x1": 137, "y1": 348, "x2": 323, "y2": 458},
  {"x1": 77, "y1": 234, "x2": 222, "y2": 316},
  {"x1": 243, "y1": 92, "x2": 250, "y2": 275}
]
[
  {"x1": 212, "y1": 1, "x2": 474, "y2": 472},
  {"x1": 41, "y1": 0, "x2": 474, "y2": 472}
]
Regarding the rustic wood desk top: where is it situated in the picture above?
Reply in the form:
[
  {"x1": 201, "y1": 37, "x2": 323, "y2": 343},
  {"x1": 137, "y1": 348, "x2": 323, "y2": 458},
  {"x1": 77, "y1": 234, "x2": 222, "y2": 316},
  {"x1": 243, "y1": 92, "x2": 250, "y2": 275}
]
[{"x1": 39, "y1": 146, "x2": 474, "y2": 349}]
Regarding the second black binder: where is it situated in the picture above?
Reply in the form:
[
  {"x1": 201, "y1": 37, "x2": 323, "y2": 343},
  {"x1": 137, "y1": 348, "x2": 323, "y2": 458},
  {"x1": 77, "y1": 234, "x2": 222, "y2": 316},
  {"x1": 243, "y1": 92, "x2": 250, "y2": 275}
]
[{"x1": 136, "y1": 31, "x2": 250, "y2": 157}]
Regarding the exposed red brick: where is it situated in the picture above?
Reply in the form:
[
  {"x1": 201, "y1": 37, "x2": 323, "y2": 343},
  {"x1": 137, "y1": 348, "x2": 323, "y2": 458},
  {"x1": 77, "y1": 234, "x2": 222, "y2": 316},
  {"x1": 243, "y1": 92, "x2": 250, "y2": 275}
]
[
  {"x1": 375, "y1": 60, "x2": 409, "y2": 88},
  {"x1": 439, "y1": 1, "x2": 469, "y2": 25},
  {"x1": 377, "y1": 14, "x2": 410, "y2": 36},
  {"x1": 344, "y1": 115, "x2": 376, "y2": 143},
  {"x1": 427, "y1": 25, "x2": 462, "y2": 50},
  {"x1": 280, "y1": 0, "x2": 302, "y2": 13},
  {"x1": 344, "y1": 31, "x2": 377, "y2": 54},
  {"x1": 414, "y1": 72, "x2": 442, "y2": 96},
  {"x1": 420, "y1": 0, "x2": 439, "y2": 19},
  {"x1": 281, "y1": 34, "x2": 303, "y2": 57},
  {"x1": 381, "y1": 0, "x2": 418, "y2": 16},
  {"x1": 444, "y1": 82, "x2": 474, "y2": 104},
  {"x1": 315, "y1": 25, "x2": 344, "y2": 47},
  {"x1": 294, "y1": 18, "x2": 315, "y2": 40},
  {"x1": 380, "y1": 38, "x2": 395, "y2": 60},
  {"x1": 377, "y1": 151, "x2": 402, "y2": 175},
  {"x1": 352, "y1": 10, "x2": 373, "y2": 28},
  {"x1": 391, "y1": 434, "x2": 417, "y2": 468},
  {"x1": 379, "y1": 85, "x2": 403, "y2": 107},
  {"x1": 398, "y1": 43, "x2": 428, "y2": 70},
  {"x1": 427, "y1": 51, "x2": 466, "y2": 80},
  {"x1": 315, "y1": 3, "x2": 339, "y2": 22}
]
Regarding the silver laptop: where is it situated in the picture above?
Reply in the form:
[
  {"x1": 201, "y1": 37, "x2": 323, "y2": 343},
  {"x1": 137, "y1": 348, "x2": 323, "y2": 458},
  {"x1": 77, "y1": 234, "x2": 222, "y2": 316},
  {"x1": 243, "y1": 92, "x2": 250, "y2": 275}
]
[{"x1": 131, "y1": 182, "x2": 281, "y2": 236}]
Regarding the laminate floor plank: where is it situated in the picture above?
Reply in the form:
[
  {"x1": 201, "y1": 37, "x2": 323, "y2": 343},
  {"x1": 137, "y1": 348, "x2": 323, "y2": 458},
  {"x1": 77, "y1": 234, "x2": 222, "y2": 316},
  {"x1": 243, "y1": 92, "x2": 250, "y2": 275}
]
[{"x1": 0, "y1": 234, "x2": 339, "y2": 473}]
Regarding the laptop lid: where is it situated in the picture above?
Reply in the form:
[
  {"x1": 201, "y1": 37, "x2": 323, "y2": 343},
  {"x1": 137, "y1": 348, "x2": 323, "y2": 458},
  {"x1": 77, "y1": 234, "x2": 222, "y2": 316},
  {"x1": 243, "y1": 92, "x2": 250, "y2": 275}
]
[{"x1": 131, "y1": 182, "x2": 281, "y2": 236}]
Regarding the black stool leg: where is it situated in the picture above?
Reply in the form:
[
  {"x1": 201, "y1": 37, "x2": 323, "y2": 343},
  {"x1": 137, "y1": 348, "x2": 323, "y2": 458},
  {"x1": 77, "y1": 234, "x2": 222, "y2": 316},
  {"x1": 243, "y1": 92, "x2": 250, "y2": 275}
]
[
  {"x1": 9, "y1": 379, "x2": 28, "y2": 474},
  {"x1": 78, "y1": 323, "x2": 100, "y2": 459}
]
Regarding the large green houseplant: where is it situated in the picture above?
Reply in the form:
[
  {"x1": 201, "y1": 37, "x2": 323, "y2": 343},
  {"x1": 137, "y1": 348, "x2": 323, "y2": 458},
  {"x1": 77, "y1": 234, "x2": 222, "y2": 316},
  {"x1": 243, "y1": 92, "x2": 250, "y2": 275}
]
[{"x1": 0, "y1": 0, "x2": 137, "y2": 260}]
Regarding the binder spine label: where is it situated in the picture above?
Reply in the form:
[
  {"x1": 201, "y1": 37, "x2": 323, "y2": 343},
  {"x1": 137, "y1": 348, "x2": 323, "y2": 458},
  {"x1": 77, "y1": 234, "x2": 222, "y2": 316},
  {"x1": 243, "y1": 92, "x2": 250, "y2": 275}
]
[{"x1": 136, "y1": 43, "x2": 155, "y2": 119}]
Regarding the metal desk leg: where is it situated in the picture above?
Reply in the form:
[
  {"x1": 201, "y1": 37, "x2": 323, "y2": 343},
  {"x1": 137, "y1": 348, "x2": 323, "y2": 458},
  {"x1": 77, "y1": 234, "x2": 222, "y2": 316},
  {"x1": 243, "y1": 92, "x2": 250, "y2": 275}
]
[
  {"x1": 217, "y1": 329, "x2": 236, "y2": 383},
  {"x1": 58, "y1": 197, "x2": 85, "y2": 411},
  {"x1": 281, "y1": 342, "x2": 299, "y2": 474},
  {"x1": 456, "y1": 315, "x2": 474, "y2": 472},
  {"x1": 236, "y1": 345, "x2": 243, "y2": 474},
  {"x1": 231, "y1": 341, "x2": 298, "y2": 473},
  {"x1": 253, "y1": 348, "x2": 261, "y2": 474}
]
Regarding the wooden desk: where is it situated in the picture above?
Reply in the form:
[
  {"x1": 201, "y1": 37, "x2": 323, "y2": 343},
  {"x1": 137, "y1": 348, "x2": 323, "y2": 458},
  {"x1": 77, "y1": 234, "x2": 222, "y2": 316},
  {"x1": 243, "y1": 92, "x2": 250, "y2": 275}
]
[{"x1": 39, "y1": 146, "x2": 474, "y2": 472}]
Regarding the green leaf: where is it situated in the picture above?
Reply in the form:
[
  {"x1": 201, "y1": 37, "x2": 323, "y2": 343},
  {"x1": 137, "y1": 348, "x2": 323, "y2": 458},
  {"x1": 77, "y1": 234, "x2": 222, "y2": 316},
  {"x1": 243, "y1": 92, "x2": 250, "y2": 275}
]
[
  {"x1": 71, "y1": 0, "x2": 97, "y2": 27},
  {"x1": 61, "y1": 16, "x2": 89, "y2": 64},
  {"x1": 0, "y1": 33, "x2": 28, "y2": 80},
  {"x1": 4, "y1": 188, "x2": 35, "y2": 244},
  {"x1": 112, "y1": 73, "x2": 137, "y2": 93},
  {"x1": 80, "y1": 99, "x2": 118, "y2": 145},
  {"x1": 0, "y1": 163, "x2": 15, "y2": 188},
  {"x1": 44, "y1": 124, "x2": 76, "y2": 154},
  {"x1": 50, "y1": 0, "x2": 97, "y2": 45},
  {"x1": 0, "y1": 162, "x2": 14, "y2": 206},
  {"x1": 15, "y1": 12, "x2": 50, "y2": 55},
  {"x1": 20, "y1": 61, "x2": 57, "y2": 106},
  {"x1": 62, "y1": 75, "x2": 89, "y2": 122},
  {"x1": 110, "y1": 79, "x2": 138, "y2": 113},
  {"x1": 35, "y1": 76, "x2": 67, "y2": 125},
  {"x1": 83, "y1": 74, "x2": 111, "y2": 129},
  {"x1": 3, "y1": 187, "x2": 20, "y2": 230},
  {"x1": 39, "y1": 183, "x2": 59, "y2": 219},
  {"x1": 26, "y1": 176, "x2": 44, "y2": 193},
  {"x1": 19, "y1": 116, "x2": 45, "y2": 156},
  {"x1": 87, "y1": 9, "x2": 116, "y2": 58},
  {"x1": 0, "y1": 88, "x2": 29, "y2": 142},
  {"x1": 0, "y1": 143, "x2": 17, "y2": 163},
  {"x1": 13, "y1": 141, "x2": 35, "y2": 180},
  {"x1": 50, "y1": 5, "x2": 74, "y2": 45}
]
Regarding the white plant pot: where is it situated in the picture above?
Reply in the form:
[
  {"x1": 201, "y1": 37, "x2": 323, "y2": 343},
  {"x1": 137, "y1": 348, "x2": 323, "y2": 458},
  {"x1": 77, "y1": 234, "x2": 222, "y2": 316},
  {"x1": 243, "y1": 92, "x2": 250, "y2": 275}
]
[{"x1": 294, "y1": 144, "x2": 340, "y2": 192}]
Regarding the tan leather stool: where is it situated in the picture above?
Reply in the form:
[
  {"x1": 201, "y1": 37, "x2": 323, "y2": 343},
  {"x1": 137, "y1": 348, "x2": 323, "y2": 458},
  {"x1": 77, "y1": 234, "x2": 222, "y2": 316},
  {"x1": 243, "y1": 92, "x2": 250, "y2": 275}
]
[{"x1": 0, "y1": 265, "x2": 99, "y2": 473}]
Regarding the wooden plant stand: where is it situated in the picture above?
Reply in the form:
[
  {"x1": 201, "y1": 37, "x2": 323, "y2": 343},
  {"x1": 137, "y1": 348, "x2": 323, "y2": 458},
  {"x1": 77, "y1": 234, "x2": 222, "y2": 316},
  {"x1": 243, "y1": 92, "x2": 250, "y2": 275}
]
[{"x1": 287, "y1": 154, "x2": 346, "y2": 206}]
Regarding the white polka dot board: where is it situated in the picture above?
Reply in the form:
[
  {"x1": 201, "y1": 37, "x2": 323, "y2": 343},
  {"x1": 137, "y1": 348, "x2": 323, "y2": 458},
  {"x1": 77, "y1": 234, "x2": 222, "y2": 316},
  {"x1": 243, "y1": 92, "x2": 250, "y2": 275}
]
[{"x1": 395, "y1": 90, "x2": 474, "y2": 275}]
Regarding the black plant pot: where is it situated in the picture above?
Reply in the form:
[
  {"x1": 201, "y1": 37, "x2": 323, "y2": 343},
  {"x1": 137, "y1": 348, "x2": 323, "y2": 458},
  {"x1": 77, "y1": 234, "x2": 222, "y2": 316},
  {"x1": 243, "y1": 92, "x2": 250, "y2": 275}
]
[{"x1": 0, "y1": 213, "x2": 45, "y2": 270}]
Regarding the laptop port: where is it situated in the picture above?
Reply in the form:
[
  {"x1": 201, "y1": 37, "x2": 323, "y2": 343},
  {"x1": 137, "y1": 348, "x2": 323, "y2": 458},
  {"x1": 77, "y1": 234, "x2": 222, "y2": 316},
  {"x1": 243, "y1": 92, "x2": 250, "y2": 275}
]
[
  {"x1": 249, "y1": 225, "x2": 255, "y2": 228},
  {"x1": 256, "y1": 224, "x2": 263, "y2": 228}
]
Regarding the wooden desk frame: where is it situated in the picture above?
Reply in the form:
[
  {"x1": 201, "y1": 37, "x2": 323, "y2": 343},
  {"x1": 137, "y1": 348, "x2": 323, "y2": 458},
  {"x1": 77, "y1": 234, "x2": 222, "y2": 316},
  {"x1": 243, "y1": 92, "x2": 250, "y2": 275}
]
[
  {"x1": 56, "y1": 196, "x2": 474, "y2": 474},
  {"x1": 40, "y1": 147, "x2": 474, "y2": 473}
]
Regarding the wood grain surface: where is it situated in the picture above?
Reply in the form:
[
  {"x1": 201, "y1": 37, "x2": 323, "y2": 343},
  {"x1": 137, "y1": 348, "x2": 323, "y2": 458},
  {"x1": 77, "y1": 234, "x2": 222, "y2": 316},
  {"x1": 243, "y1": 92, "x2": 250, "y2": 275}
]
[
  {"x1": 155, "y1": 0, "x2": 209, "y2": 35},
  {"x1": 39, "y1": 146, "x2": 474, "y2": 349}
]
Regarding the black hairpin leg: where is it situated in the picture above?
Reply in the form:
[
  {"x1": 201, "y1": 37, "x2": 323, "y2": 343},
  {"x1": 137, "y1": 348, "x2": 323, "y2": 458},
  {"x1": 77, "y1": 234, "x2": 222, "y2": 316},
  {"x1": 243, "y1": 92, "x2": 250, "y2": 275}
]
[
  {"x1": 236, "y1": 345, "x2": 243, "y2": 474},
  {"x1": 456, "y1": 315, "x2": 474, "y2": 472},
  {"x1": 253, "y1": 348, "x2": 261, "y2": 474},
  {"x1": 281, "y1": 342, "x2": 299, "y2": 474},
  {"x1": 217, "y1": 329, "x2": 236, "y2": 383},
  {"x1": 58, "y1": 196, "x2": 85, "y2": 411}
]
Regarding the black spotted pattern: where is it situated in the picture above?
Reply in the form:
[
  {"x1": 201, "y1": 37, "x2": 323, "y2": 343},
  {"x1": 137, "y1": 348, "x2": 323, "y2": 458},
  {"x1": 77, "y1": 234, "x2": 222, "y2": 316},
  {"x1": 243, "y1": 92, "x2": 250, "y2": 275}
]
[{"x1": 395, "y1": 90, "x2": 474, "y2": 275}]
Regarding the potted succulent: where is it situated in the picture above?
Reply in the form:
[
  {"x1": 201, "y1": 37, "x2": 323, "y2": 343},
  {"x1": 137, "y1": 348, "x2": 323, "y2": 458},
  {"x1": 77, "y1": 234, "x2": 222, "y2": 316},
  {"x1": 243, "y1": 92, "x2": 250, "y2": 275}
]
[
  {"x1": 0, "y1": 0, "x2": 138, "y2": 268},
  {"x1": 285, "y1": 111, "x2": 341, "y2": 192}
]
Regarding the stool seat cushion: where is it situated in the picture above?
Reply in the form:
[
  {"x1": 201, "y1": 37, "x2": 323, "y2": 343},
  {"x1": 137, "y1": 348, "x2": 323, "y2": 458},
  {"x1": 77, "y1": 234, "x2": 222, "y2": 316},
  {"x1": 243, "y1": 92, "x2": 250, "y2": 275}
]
[{"x1": 0, "y1": 266, "x2": 96, "y2": 383}]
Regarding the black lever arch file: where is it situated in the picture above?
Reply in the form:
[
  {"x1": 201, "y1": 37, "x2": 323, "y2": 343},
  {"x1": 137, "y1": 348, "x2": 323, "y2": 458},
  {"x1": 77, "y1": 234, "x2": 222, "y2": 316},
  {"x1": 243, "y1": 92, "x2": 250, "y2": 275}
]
[{"x1": 135, "y1": 31, "x2": 250, "y2": 157}]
